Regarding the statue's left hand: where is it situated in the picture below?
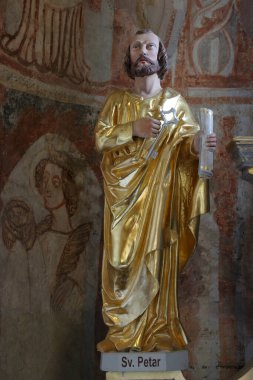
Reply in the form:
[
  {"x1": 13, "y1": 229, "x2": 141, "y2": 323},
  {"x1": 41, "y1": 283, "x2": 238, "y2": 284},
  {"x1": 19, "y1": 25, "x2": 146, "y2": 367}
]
[
  {"x1": 205, "y1": 133, "x2": 217, "y2": 151},
  {"x1": 193, "y1": 132, "x2": 217, "y2": 154}
]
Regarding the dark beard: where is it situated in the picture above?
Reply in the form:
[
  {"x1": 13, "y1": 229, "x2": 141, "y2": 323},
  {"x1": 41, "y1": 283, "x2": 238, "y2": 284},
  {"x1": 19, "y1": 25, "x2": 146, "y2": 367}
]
[{"x1": 131, "y1": 55, "x2": 160, "y2": 78}]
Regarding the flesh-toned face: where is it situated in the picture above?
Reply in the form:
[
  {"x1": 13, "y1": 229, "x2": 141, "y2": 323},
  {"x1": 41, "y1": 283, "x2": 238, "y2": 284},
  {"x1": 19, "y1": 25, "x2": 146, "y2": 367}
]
[
  {"x1": 41, "y1": 162, "x2": 65, "y2": 210},
  {"x1": 130, "y1": 32, "x2": 160, "y2": 78}
]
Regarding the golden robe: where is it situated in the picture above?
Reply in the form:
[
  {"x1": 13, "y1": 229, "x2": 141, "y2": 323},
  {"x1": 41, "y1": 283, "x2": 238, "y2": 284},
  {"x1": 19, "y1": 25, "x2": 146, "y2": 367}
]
[{"x1": 95, "y1": 88, "x2": 209, "y2": 352}]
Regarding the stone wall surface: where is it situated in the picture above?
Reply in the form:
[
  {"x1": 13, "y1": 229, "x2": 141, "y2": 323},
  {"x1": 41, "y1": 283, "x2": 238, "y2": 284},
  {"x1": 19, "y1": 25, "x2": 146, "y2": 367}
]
[{"x1": 0, "y1": 1, "x2": 252, "y2": 380}]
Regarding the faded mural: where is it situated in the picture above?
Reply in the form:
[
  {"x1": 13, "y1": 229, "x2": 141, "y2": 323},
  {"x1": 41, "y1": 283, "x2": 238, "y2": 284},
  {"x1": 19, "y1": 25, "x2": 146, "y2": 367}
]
[
  {"x1": 0, "y1": 133, "x2": 102, "y2": 379},
  {"x1": 189, "y1": 0, "x2": 236, "y2": 77},
  {"x1": 0, "y1": 0, "x2": 253, "y2": 380},
  {"x1": 1, "y1": 0, "x2": 89, "y2": 84}
]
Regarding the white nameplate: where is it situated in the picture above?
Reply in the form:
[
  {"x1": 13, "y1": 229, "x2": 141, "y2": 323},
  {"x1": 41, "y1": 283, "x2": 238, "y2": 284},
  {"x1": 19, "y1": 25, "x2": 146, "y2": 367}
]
[
  {"x1": 100, "y1": 351, "x2": 188, "y2": 372},
  {"x1": 121, "y1": 353, "x2": 166, "y2": 371}
]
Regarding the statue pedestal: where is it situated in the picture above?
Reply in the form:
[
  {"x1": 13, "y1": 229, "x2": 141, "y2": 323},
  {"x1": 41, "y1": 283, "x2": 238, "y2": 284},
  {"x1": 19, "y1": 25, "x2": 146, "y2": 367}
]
[
  {"x1": 101, "y1": 351, "x2": 188, "y2": 380},
  {"x1": 106, "y1": 371, "x2": 186, "y2": 379}
]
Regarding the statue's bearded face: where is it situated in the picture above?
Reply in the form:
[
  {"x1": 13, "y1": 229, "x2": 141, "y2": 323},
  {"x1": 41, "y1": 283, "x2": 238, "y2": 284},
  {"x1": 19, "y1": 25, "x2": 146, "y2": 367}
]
[{"x1": 130, "y1": 32, "x2": 160, "y2": 78}]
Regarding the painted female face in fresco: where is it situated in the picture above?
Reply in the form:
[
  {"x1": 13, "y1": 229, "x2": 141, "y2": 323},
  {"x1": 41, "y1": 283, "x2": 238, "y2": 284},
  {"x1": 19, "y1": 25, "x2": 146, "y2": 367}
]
[
  {"x1": 41, "y1": 162, "x2": 65, "y2": 210},
  {"x1": 35, "y1": 158, "x2": 78, "y2": 216}
]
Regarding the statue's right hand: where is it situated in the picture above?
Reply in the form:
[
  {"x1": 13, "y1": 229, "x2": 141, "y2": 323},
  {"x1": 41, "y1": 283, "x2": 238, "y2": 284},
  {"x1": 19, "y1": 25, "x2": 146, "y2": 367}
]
[{"x1": 132, "y1": 117, "x2": 161, "y2": 138}]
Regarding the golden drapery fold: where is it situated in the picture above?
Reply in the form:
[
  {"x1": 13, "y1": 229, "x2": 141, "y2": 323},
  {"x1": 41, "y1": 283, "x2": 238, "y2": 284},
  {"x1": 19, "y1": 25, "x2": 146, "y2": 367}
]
[{"x1": 95, "y1": 88, "x2": 209, "y2": 352}]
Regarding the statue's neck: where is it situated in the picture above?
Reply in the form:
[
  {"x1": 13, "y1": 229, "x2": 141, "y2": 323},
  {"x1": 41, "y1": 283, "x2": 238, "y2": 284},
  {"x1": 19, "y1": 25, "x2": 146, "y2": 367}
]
[{"x1": 133, "y1": 74, "x2": 162, "y2": 99}]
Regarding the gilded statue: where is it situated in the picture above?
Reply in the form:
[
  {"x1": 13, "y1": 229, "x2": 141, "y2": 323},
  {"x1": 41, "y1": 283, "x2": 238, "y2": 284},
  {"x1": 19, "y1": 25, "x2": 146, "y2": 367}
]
[{"x1": 95, "y1": 29, "x2": 216, "y2": 352}]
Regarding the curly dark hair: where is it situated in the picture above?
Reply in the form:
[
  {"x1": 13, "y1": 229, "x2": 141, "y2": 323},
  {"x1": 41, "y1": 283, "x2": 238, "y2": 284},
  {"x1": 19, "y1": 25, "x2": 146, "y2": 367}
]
[
  {"x1": 35, "y1": 158, "x2": 78, "y2": 217},
  {"x1": 124, "y1": 29, "x2": 169, "y2": 80}
]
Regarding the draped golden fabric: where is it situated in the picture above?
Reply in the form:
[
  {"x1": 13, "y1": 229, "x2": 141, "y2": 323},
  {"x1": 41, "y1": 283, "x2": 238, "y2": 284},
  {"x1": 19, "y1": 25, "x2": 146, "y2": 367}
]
[{"x1": 95, "y1": 88, "x2": 209, "y2": 352}]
